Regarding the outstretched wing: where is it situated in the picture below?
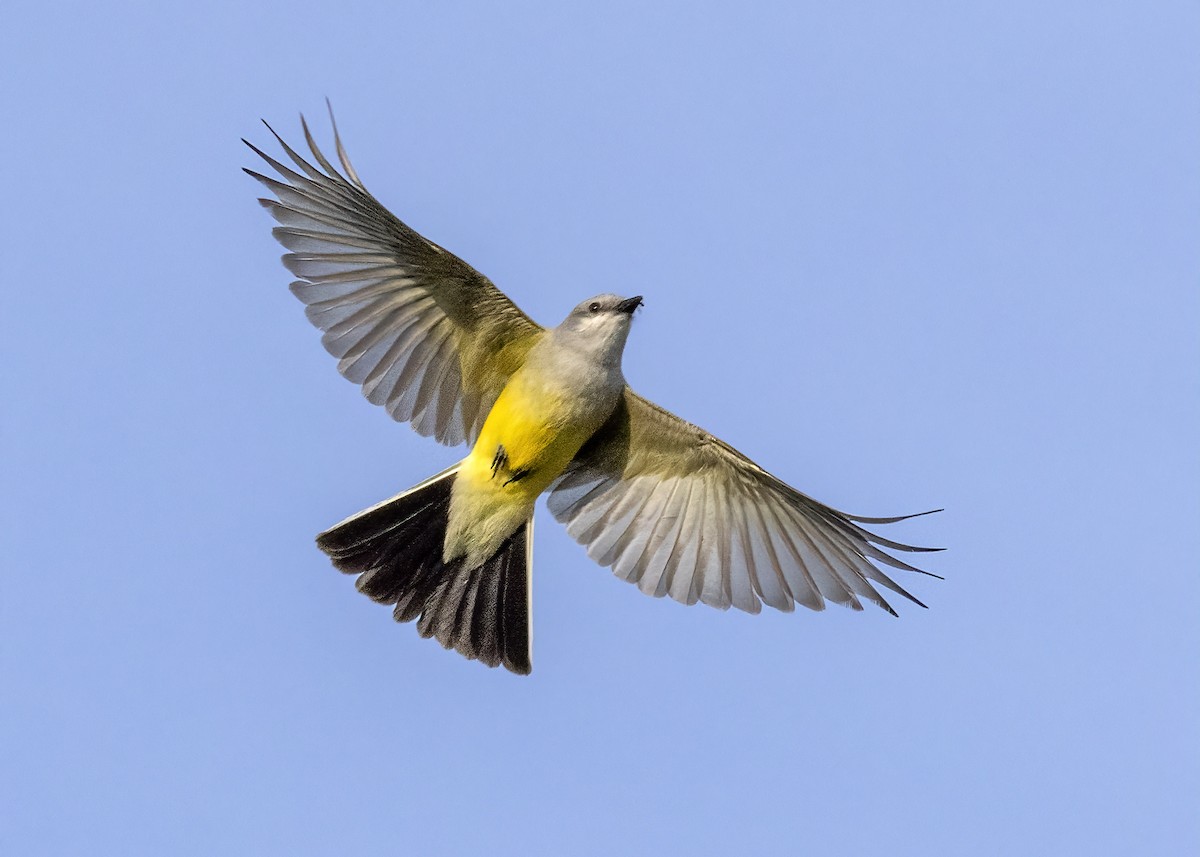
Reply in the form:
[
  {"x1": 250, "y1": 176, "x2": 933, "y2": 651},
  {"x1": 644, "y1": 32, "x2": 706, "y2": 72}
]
[
  {"x1": 245, "y1": 108, "x2": 542, "y2": 446},
  {"x1": 547, "y1": 390, "x2": 942, "y2": 615}
]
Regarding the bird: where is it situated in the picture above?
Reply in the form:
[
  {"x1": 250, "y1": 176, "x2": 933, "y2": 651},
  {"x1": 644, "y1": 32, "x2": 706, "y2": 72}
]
[{"x1": 244, "y1": 107, "x2": 942, "y2": 675}]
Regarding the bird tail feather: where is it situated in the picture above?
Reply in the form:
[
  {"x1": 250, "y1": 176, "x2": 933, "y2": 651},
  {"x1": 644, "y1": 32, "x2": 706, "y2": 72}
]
[{"x1": 316, "y1": 465, "x2": 533, "y2": 675}]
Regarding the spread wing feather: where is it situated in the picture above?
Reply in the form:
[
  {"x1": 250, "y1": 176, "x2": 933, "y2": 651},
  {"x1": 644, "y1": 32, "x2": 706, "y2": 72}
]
[
  {"x1": 547, "y1": 391, "x2": 941, "y2": 616},
  {"x1": 245, "y1": 108, "x2": 542, "y2": 446}
]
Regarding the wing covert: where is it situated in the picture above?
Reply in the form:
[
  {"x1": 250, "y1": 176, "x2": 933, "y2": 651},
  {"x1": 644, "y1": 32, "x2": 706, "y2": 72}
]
[
  {"x1": 547, "y1": 390, "x2": 942, "y2": 616},
  {"x1": 245, "y1": 108, "x2": 542, "y2": 446}
]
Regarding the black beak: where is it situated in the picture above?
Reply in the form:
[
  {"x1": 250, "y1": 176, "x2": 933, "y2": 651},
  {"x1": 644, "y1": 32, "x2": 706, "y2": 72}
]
[{"x1": 616, "y1": 295, "x2": 643, "y2": 314}]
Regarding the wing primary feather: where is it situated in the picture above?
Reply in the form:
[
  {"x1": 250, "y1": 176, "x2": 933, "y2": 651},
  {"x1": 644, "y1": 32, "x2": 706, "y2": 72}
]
[
  {"x1": 816, "y1": 510, "x2": 946, "y2": 579},
  {"x1": 806, "y1": 519, "x2": 921, "y2": 612},
  {"x1": 243, "y1": 138, "x2": 337, "y2": 201},
  {"x1": 300, "y1": 280, "x2": 424, "y2": 316},
  {"x1": 337, "y1": 310, "x2": 420, "y2": 384},
  {"x1": 840, "y1": 519, "x2": 945, "y2": 554},
  {"x1": 285, "y1": 252, "x2": 400, "y2": 274},
  {"x1": 251, "y1": 177, "x2": 374, "y2": 234},
  {"x1": 856, "y1": 540, "x2": 944, "y2": 580},
  {"x1": 758, "y1": 502, "x2": 828, "y2": 612},
  {"x1": 846, "y1": 508, "x2": 943, "y2": 525},
  {"x1": 801, "y1": 511, "x2": 912, "y2": 609},
  {"x1": 774, "y1": 507, "x2": 861, "y2": 609},
  {"x1": 251, "y1": 165, "x2": 371, "y2": 224},
  {"x1": 293, "y1": 264, "x2": 413, "y2": 288},
  {"x1": 300, "y1": 113, "x2": 346, "y2": 182},
  {"x1": 324, "y1": 304, "x2": 404, "y2": 362},
  {"x1": 259, "y1": 119, "x2": 334, "y2": 185},
  {"x1": 856, "y1": 566, "x2": 923, "y2": 610},
  {"x1": 732, "y1": 498, "x2": 794, "y2": 611},
  {"x1": 246, "y1": 132, "x2": 366, "y2": 217},
  {"x1": 272, "y1": 226, "x2": 381, "y2": 253},
  {"x1": 326, "y1": 98, "x2": 367, "y2": 190},
  {"x1": 800, "y1": 519, "x2": 898, "y2": 615},
  {"x1": 256, "y1": 195, "x2": 366, "y2": 238},
  {"x1": 350, "y1": 310, "x2": 437, "y2": 406}
]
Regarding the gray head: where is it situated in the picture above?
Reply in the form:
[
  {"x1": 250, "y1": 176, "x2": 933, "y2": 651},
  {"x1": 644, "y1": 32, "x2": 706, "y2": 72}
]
[{"x1": 552, "y1": 293, "x2": 643, "y2": 364}]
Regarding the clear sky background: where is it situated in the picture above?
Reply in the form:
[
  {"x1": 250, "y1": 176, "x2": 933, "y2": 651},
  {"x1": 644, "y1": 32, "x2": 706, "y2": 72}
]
[{"x1": 3, "y1": 2, "x2": 1197, "y2": 855}]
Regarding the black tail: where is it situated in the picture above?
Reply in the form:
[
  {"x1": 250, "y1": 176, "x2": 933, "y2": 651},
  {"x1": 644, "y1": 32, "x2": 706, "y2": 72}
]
[{"x1": 315, "y1": 466, "x2": 532, "y2": 675}]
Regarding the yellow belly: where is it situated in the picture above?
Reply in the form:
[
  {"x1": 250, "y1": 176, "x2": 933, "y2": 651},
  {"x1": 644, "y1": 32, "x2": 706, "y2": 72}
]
[
  {"x1": 443, "y1": 370, "x2": 608, "y2": 568},
  {"x1": 468, "y1": 379, "x2": 597, "y2": 499}
]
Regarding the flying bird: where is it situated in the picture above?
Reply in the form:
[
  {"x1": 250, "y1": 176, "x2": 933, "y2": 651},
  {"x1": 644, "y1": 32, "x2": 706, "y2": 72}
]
[{"x1": 244, "y1": 109, "x2": 941, "y2": 675}]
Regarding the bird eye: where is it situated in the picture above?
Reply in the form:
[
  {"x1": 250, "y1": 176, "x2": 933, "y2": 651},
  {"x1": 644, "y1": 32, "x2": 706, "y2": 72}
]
[{"x1": 588, "y1": 302, "x2": 601, "y2": 313}]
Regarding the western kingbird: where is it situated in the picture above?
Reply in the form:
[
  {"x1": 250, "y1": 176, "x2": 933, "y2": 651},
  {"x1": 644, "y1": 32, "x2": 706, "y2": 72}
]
[{"x1": 244, "y1": 110, "x2": 941, "y2": 675}]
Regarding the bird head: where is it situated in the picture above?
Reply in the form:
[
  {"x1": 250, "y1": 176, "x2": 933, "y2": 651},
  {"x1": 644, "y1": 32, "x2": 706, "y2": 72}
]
[{"x1": 555, "y1": 294, "x2": 643, "y2": 364}]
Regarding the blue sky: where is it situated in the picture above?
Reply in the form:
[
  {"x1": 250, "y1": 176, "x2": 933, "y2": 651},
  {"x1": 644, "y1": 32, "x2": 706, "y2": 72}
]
[{"x1": 4, "y1": 2, "x2": 1197, "y2": 854}]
